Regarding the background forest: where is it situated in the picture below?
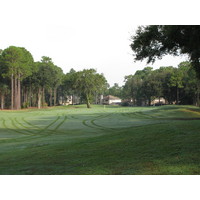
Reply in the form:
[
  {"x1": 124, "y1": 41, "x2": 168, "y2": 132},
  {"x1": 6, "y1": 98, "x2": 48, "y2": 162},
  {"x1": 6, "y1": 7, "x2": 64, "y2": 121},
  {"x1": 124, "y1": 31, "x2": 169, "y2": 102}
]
[{"x1": 0, "y1": 46, "x2": 200, "y2": 110}]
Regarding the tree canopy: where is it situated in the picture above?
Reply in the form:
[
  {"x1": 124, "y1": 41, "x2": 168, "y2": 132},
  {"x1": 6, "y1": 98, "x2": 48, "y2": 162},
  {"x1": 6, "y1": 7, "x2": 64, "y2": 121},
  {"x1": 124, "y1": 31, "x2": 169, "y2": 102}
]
[
  {"x1": 130, "y1": 25, "x2": 200, "y2": 78},
  {"x1": 72, "y1": 69, "x2": 107, "y2": 108},
  {"x1": 0, "y1": 46, "x2": 34, "y2": 109},
  {"x1": 1, "y1": 42, "x2": 199, "y2": 109},
  {"x1": 122, "y1": 62, "x2": 200, "y2": 106}
]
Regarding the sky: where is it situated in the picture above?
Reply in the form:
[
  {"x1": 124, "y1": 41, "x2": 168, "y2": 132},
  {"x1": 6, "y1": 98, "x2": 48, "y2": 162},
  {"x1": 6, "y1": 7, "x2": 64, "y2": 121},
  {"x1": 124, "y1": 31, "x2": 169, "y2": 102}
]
[{"x1": 1, "y1": 0, "x2": 198, "y2": 87}]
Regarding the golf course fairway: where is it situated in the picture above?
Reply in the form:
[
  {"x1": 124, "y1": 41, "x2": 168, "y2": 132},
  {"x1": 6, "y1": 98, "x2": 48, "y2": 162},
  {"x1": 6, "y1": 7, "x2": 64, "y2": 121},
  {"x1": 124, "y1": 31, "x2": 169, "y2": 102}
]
[{"x1": 0, "y1": 105, "x2": 200, "y2": 175}]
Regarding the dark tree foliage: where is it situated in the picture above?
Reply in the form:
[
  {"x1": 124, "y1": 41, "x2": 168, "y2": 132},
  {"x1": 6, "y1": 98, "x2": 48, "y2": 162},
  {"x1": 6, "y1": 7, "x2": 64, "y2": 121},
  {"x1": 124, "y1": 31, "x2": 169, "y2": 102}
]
[
  {"x1": 73, "y1": 69, "x2": 107, "y2": 108},
  {"x1": 130, "y1": 25, "x2": 200, "y2": 78},
  {"x1": 122, "y1": 62, "x2": 200, "y2": 106}
]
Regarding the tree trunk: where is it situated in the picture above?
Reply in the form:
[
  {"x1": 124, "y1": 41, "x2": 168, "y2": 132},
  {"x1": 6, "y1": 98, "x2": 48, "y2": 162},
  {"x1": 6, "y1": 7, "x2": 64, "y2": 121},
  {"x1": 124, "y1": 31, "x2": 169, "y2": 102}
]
[
  {"x1": 33, "y1": 93, "x2": 37, "y2": 107},
  {"x1": 26, "y1": 88, "x2": 29, "y2": 107},
  {"x1": 1, "y1": 94, "x2": 4, "y2": 110},
  {"x1": 72, "y1": 94, "x2": 74, "y2": 105},
  {"x1": 23, "y1": 87, "x2": 28, "y2": 107},
  {"x1": 14, "y1": 76, "x2": 18, "y2": 109},
  {"x1": 86, "y1": 95, "x2": 91, "y2": 108},
  {"x1": 17, "y1": 74, "x2": 21, "y2": 109},
  {"x1": 38, "y1": 87, "x2": 41, "y2": 109},
  {"x1": 29, "y1": 85, "x2": 32, "y2": 107},
  {"x1": 11, "y1": 74, "x2": 14, "y2": 110},
  {"x1": 21, "y1": 87, "x2": 24, "y2": 106},
  {"x1": 54, "y1": 88, "x2": 57, "y2": 106},
  {"x1": 42, "y1": 87, "x2": 45, "y2": 107},
  {"x1": 50, "y1": 88, "x2": 52, "y2": 107}
]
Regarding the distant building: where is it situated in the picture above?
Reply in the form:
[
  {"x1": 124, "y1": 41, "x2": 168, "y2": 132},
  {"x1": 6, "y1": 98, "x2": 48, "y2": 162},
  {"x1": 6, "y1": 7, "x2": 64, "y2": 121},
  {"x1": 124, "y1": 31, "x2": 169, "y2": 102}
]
[
  {"x1": 59, "y1": 95, "x2": 80, "y2": 105},
  {"x1": 103, "y1": 95, "x2": 122, "y2": 105},
  {"x1": 151, "y1": 97, "x2": 166, "y2": 105}
]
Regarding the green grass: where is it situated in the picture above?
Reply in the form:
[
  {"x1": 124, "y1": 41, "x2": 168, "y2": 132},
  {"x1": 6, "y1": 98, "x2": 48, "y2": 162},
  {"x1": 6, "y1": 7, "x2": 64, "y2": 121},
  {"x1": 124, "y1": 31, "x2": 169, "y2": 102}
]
[{"x1": 0, "y1": 104, "x2": 200, "y2": 174}]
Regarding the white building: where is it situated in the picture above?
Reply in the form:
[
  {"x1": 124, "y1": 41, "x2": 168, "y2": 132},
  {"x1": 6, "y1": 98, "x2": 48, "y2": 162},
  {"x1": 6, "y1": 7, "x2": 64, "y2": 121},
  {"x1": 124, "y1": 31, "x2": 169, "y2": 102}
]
[
  {"x1": 103, "y1": 95, "x2": 122, "y2": 105},
  {"x1": 151, "y1": 97, "x2": 166, "y2": 105},
  {"x1": 59, "y1": 95, "x2": 80, "y2": 105}
]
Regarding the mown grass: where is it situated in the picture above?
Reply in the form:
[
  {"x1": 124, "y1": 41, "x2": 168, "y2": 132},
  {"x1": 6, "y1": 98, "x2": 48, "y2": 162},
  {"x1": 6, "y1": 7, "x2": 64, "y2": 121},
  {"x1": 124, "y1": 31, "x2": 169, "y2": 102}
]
[{"x1": 0, "y1": 105, "x2": 200, "y2": 174}]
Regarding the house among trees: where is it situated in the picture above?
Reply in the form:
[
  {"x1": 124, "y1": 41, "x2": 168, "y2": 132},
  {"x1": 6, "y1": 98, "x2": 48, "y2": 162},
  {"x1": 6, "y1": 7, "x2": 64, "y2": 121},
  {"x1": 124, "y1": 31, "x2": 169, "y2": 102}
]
[
  {"x1": 151, "y1": 97, "x2": 166, "y2": 106},
  {"x1": 59, "y1": 95, "x2": 80, "y2": 105},
  {"x1": 103, "y1": 95, "x2": 122, "y2": 105}
]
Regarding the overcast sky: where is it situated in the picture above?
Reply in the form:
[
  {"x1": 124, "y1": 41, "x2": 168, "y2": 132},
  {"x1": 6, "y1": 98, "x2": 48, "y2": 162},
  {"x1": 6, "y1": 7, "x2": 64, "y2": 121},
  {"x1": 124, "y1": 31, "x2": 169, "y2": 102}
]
[{"x1": 1, "y1": 0, "x2": 198, "y2": 86}]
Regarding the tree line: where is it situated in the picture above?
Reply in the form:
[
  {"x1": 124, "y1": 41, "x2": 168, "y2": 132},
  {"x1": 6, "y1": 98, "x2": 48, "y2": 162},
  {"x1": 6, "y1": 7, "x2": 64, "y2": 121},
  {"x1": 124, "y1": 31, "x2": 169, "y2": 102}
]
[
  {"x1": 0, "y1": 46, "x2": 199, "y2": 110},
  {"x1": 108, "y1": 25, "x2": 200, "y2": 106},
  {"x1": 106, "y1": 62, "x2": 200, "y2": 106},
  {"x1": 123, "y1": 62, "x2": 200, "y2": 106},
  {"x1": 0, "y1": 46, "x2": 107, "y2": 110},
  {"x1": 1, "y1": 26, "x2": 200, "y2": 110}
]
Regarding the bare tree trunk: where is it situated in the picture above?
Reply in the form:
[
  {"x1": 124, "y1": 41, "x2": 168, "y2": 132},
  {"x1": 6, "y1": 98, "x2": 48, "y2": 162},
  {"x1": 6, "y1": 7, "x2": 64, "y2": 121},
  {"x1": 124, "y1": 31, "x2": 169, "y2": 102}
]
[
  {"x1": 1, "y1": 94, "x2": 4, "y2": 110},
  {"x1": 17, "y1": 74, "x2": 21, "y2": 109},
  {"x1": 14, "y1": 76, "x2": 18, "y2": 109},
  {"x1": 21, "y1": 87, "x2": 24, "y2": 106},
  {"x1": 42, "y1": 87, "x2": 45, "y2": 107},
  {"x1": 38, "y1": 87, "x2": 41, "y2": 109},
  {"x1": 11, "y1": 74, "x2": 14, "y2": 110},
  {"x1": 33, "y1": 93, "x2": 37, "y2": 107},
  {"x1": 29, "y1": 85, "x2": 32, "y2": 107}
]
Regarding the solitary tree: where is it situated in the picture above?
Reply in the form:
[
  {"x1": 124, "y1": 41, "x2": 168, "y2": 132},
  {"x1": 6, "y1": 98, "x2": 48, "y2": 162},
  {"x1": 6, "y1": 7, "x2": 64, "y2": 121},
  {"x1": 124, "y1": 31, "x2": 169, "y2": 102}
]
[{"x1": 73, "y1": 69, "x2": 107, "y2": 108}]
